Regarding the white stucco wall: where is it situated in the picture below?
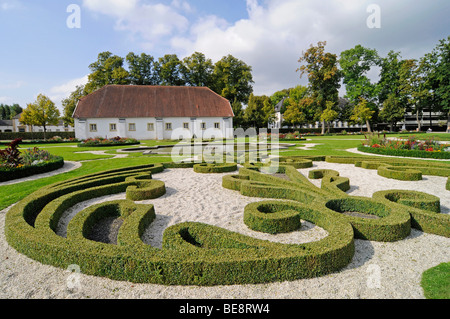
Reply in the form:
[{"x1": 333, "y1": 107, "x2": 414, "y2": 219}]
[{"x1": 75, "y1": 117, "x2": 234, "y2": 140}]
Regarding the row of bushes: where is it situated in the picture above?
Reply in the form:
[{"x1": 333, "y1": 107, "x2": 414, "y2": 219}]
[
  {"x1": 78, "y1": 137, "x2": 140, "y2": 147},
  {"x1": 357, "y1": 145, "x2": 450, "y2": 159},
  {"x1": 6, "y1": 162, "x2": 356, "y2": 285},
  {"x1": 223, "y1": 166, "x2": 413, "y2": 242},
  {"x1": 5, "y1": 156, "x2": 449, "y2": 286},
  {"x1": 193, "y1": 163, "x2": 238, "y2": 174},
  {"x1": 325, "y1": 155, "x2": 450, "y2": 181},
  {"x1": 0, "y1": 131, "x2": 75, "y2": 141},
  {"x1": 1, "y1": 139, "x2": 65, "y2": 182},
  {"x1": 0, "y1": 157, "x2": 64, "y2": 182}
]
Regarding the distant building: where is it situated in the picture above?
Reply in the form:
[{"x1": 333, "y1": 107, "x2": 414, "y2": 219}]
[
  {"x1": 72, "y1": 85, "x2": 235, "y2": 140},
  {"x1": 0, "y1": 119, "x2": 13, "y2": 132},
  {"x1": 0, "y1": 114, "x2": 73, "y2": 133}
]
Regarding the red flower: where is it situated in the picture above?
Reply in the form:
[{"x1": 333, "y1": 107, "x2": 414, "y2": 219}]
[{"x1": 372, "y1": 144, "x2": 381, "y2": 148}]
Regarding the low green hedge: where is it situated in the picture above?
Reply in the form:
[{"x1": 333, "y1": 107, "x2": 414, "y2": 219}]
[
  {"x1": 4, "y1": 156, "x2": 449, "y2": 286},
  {"x1": 244, "y1": 201, "x2": 302, "y2": 234},
  {"x1": 193, "y1": 163, "x2": 238, "y2": 173},
  {"x1": 372, "y1": 190, "x2": 450, "y2": 237},
  {"x1": 326, "y1": 155, "x2": 450, "y2": 181},
  {"x1": 357, "y1": 145, "x2": 450, "y2": 159},
  {"x1": 377, "y1": 165, "x2": 423, "y2": 181},
  {"x1": 125, "y1": 175, "x2": 166, "y2": 201},
  {"x1": 0, "y1": 157, "x2": 64, "y2": 182},
  {"x1": 5, "y1": 163, "x2": 356, "y2": 285},
  {"x1": 325, "y1": 197, "x2": 411, "y2": 241}
]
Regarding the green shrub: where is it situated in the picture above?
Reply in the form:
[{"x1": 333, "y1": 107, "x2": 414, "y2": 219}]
[
  {"x1": 0, "y1": 157, "x2": 64, "y2": 182},
  {"x1": 193, "y1": 163, "x2": 238, "y2": 173},
  {"x1": 125, "y1": 175, "x2": 166, "y2": 201},
  {"x1": 5, "y1": 163, "x2": 356, "y2": 286},
  {"x1": 377, "y1": 165, "x2": 423, "y2": 181},
  {"x1": 372, "y1": 190, "x2": 450, "y2": 237},
  {"x1": 324, "y1": 197, "x2": 411, "y2": 241},
  {"x1": 244, "y1": 201, "x2": 302, "y2": 234},
  {"x1": 357, "y1": 145, "x2": 450, "y2": 159}
]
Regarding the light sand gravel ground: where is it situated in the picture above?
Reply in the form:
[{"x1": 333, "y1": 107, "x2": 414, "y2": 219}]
[{"x1": 0, "y1": 162, "x2": 449, "y2": 299}]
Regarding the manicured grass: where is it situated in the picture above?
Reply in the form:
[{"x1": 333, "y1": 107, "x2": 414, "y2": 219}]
[
  {"x1": 421, "y1": 262, "x2": 450, "y2": 299},
  {"x1": 0, "y1": 155, "x2": 171, "y2": 210}
]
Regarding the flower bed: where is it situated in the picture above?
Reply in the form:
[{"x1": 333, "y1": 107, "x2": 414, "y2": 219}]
[
  {"x1": 359, "y1": 134, "x2": 450, "y2": 159},
  {"x1": 77, "y1": 136, "x2": 140, "y2": 147},
  {"x1": 0, "y1": 139, "x2": 64, "y2": 182}
]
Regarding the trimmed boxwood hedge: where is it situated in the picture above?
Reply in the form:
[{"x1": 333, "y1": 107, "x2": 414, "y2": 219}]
[
  {"x1": 357, "y1": 145, "x2": 450, "y2": 159},
  {"x1": 324, "y1": 197, "x2": 411, "y2": 241},
  {"x1": 4, "y1": 155, "x2": 449, "y2": 286},
  {"x1": 193, "y1": 162, "x2": 238, "y2": 173},
  {"x1": 0, "y1": 157, "x2": 64, "y2": 182},
  {"x1": 244, "y1": 201, "x2": 302, "y2": 234},
  {"x1": 5, "y1": 163, "x2": 356, "y2": 285},
  {"x1": 377, "y1": 165, "x2": 423, "y2": 181},
  {"x1": 372, "y1": 190, "x2": 450, "y2": 237},
  {"x1": 325, "y1": 155, "x2": 450, "y2": 181}
]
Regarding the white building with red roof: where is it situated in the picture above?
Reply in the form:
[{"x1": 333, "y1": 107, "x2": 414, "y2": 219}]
[{"x1": 73, "y1": 85, "x2": 235, "y2": 140}]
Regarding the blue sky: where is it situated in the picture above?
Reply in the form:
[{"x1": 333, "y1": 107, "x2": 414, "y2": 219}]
[{"x1": 0, "y1": 0, "x2": 449, "y2": 112}]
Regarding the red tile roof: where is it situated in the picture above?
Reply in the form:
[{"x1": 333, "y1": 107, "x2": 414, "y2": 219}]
[{"x1": 73, "y1": 85, "x2": 234, "y2": 118}]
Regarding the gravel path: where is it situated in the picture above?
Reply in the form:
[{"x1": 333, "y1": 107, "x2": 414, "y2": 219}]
[{"x1": 0, "y1": 163, "x2": 449, "y2": 299}]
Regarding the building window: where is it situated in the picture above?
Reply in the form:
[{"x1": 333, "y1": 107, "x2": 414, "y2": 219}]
[
  {"x1": 128, "y1": 123, "x2": 136, "y2": 131},
  {"x1": 147, "y1": 123, "x2": 154, "y2": 131},
  {"x1": 200, "y1": 122, "x2": 206, "y2": 130},
  {"x1": 165, "y1": 123, "x2": 172, "y2": 130},
  {"x1": 110, "y1": 123, "x2": 117, "y2": 131},
  {"x1": 183, "y1": 123, "x2": 189, "y2": 129},
  {"x1": 214, "y1": 122, "x2": 220, "y2": 129},
  {"x1": 89, "y1": 124, "x2": 97, "y2": 132}
]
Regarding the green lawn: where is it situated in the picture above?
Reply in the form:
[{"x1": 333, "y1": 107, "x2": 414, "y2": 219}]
[{"x1": 421, "y1": 262, "x2": 450, "y2": 299}]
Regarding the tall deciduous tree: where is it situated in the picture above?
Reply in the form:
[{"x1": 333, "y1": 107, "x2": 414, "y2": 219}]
[
  {"x1": 62, "y1": 84, "x2": 87, "y2": 126},
  {"x1": 427, "y1": 36, "x2": 450, "y2": 131},
  {"x1": 154, "y1": 54, "x2": 186, "y2": 86},
  {"x1": 182, "y1": 52, "x2": 214, "y2": 87},
  {"x1": 21, "y1": 94, "x2": 60, "y2": 139},
  {"x1": 297, "y1": 41, "x2": 342, "y2": 134},
  {"x1": 85, "y1": 51, "x2": 130, "y2": 92},
  {"x1": 126, "y1": 52, "x2": 157, "y2": 85},
  {"x1": 340, "y1": 45, "x2": 380, "y2": 129},
  {"x1": 350, "y1": 97, "x2": 375, "y2": 132},
  {"x1": 213, "y1": 54, "x2": 254, "y2": 104},
  {"x1": 244, "y1": 94, "x2": 271, "y2": 129},
  {"x1": 380, "y1": 93, "x2": 405, "y2": 131}
]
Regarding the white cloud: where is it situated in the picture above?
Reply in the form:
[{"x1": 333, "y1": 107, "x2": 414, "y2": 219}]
[
  {"x1": 49, "y1": 75, "x2": 89, "y2": 110},
  {"x1": 82, "y1": 0, "x2": 189, "y2": 47},
  {"x1": 82, "y1": 0, "x2": 138, "y2": 17},
  {"x1": 0, "y1": 81, "x2": 26, "y2": 89}
]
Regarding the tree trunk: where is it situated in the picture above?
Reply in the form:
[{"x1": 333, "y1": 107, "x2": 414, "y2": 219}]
[
  {"x1": 365, "y1": 119, "x2": 372, "y2": 133},
  {"x1": 416, "y1": 110, "x2": 421, "y2": 132},
  {"x1": 321, "y1": 120, "x2": 325, "y2": 135},
  {"x1": 43, "y1": 124, "x2": 47, "y2": 140},
  {"x1": 447, "y1": 111, "x2": 450, "y2": 133}
]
